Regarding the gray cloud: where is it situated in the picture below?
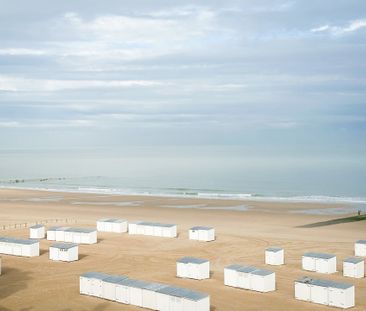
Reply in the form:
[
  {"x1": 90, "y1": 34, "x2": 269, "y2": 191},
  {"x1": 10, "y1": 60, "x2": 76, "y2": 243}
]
[{"x1": 0, "y1": 0, "x2": 365, "y2": 152}]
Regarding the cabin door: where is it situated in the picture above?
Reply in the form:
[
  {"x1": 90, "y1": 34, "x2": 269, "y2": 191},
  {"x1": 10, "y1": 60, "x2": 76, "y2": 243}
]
[{"x1": 329, "y1": 288, "x2": 344, "y2": 308}]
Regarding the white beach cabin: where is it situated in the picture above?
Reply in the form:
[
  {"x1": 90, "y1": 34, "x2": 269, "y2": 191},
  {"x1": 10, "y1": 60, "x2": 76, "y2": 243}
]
[
  {"x1": 29, "y1": 224, "x2": 45, "y2": 239},
  {"x1": 55, "y1": 227, "x2": 71, "y2": 241},
  {"x1": 65, "y1": 228, "x2": 97, "y2": 244},
  {"x1": 343, "y1": 257, "x2": 364, "y2": 279},
  {"x1": 97, "y1": 218, "x2": 128, "y2": 233},
  {"x1": 189, "y1": 226, "x2": 215, "y2": 242},
  {"x1": 48, "y1": 227, "x2": 97, "y2": 244},
  {"x1": 355, "y1": 240, "x2": 366, "y2": 257},
  {"x1": 177, "y1": 257, "x2": 210, "y2": 280},
  {"x1": 127, "y1": 279, "x2": 150, "y2": 308},
  {"x1": 265, "y1": 247, "x2": 284, "y2": 265},
  {"x1": 46, "y1": 226, "x2": 62, "y2": 241},
  {"x1": 49, "y1": 243, "x2": 78, "y2": 262},
  {"x1": 80, "y1": 272, "x2": 111, "y2": 298},
  {"x1": 295, "y1": 276, "x2": 355, "y2": 309},
  {"x1": 128, "y1": 221, "x2": 177, "y2": 238},
  {"x1": 302, "y1": 252, "x2": 337, "y2": 274},
  {"x1": 0, "y1": 236, "x2": 39, "y2": 257},
  {"x1": 102, "y1": 275, "x2": 129, "y2": 301},
  {"x1": 80, "y1": 272, "x2": 210, "y2": 311},
  {"x1": 224, "y1": 264, "x2": 276, "y2": 292},
  {"x1": 156, "y1": 285, "x2": 210, "y2": 311},
  {"x1": 141, "y1": 282, "x2": 169, "y2": 310}
]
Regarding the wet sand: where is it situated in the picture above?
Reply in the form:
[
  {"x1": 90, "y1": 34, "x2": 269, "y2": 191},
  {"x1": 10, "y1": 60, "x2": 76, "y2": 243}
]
[{"x1": 0, "y1": 188, "x2": 365, "y2": 311}]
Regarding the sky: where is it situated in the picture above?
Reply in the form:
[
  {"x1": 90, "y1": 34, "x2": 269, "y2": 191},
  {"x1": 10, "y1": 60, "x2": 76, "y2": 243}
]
[{"x1": 0, "y1": 0, "x2": 365, "y2": 155}]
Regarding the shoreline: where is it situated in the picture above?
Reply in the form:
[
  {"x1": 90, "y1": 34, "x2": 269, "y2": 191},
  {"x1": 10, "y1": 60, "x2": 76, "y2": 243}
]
[{"x1": 1, "y1": 185, "x2": 366, "y2": 206}]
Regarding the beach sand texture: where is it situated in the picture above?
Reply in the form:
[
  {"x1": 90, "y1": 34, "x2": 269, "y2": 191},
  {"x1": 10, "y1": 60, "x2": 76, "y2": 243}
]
[{"x1": 0, "y1": 188, "x2": 365, "y2": 311}]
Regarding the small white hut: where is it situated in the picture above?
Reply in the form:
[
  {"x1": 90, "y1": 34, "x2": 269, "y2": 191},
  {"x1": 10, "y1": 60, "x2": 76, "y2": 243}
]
[
  {"x1": 102, "y1": 275, "x2": 129, "y2": 301},
  {"x1": 80, "y1": 272, "x2": 111, "y2": 297},
  {"x1": 128, "y1": 221, "x2": 177, "y2": 238},
  {"x1": 177, "y1": 257, "x2": 210, "y2": 280},
  {"x1": 49, "y1": 243, "x2": 78, "y2": 262},
  {"x1": 115, "y1": 278, "x2": 134, "y2": 304},
  {"x1": 29, "y1": 224, "x2": 45, "y2": 239},
  {"x1": 354, "y1": 240, "x2": 366, "y2": 257},
  {"x1": 295, "y1": 276, "x2": 355, "y2": 309},
  {"x1": 55, "y1": 227, "x2": 70, "y2": 241},
  {"x1": 46, "y1": 226, "x2": 63, "y2": 240},
  {"x1": 156, "y1": 285, "x2": 210, "y2": 311},
  {"x1": 302, "y1": 252, "x2": 337, "y2": 274},
  {"x1": 251, "y1": 269, "x2": 276, "y2": 292},
  {"x1": 343, "y1": 257, "x2": 364, "y2": 279},
  {"x1": 0, "y1": 236, "x2": 39, "y2": 257},
  {"x1": 224, "y1": 264, "x2": 275, "y2": 292},
  {"x1": 189, "y1": 226, "x2": 215, "y2": 242},
  {"x1": 97, "y1": 218, "x2": 128, "y2": 233},
  {"x1": 265, "y1": 247, "x2": 284, "y2": 265},
  {"x1": 128, "y1": 279, "x2": 150, "y2": 308},
  {"x1": 141, "y1": 282, "x2": 168, "y2": 310}
]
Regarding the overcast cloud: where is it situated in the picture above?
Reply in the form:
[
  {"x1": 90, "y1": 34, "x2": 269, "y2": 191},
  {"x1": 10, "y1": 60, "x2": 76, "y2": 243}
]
[{"x1": 0, "y1": 0, "x2": 365, "y2": 153}]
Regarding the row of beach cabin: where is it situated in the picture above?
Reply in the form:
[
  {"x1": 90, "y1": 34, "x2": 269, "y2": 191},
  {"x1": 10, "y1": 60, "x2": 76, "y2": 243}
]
[
  {"x1": 295, "y1": 276, "x2": 355, "y2": 309},
  {"x1": 80, "y1": 272, "x2": 210, "y2": 311},
  {"x1": 1, "y1": 219, "x2": 365, "y2": 310},
  {"x1": 46, "y1": 227, "x2": 97, "y2": 244},
  {"x1": 97, "y1": 218, "x2": 215, "y2": 241}
]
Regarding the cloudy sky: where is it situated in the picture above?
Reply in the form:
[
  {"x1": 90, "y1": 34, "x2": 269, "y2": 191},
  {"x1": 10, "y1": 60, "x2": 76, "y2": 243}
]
[{"x1": 1, "y1": 0, "x2": 365, "y2": 154}]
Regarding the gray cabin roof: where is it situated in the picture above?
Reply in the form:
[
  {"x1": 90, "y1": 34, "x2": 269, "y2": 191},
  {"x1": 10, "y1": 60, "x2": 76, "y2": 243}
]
[
  {"x1": 295, "y1": 276, "x2": 353, "y2": 289},
  {"x1": 125, "y1": 279, "x2": 150, "y2": 289},
  {"x1": 103, "y1": 275, "x2": 129, "y2": 284},
  {"x1": 303, "y1": 252, "x2": 335, "y2": 259},
  {"x1": 177, "y1": 257, "x2": 209, "y2": 264},
  {"x1": 47, "y1": 226, "x2": 63, "y2": 231},
  {"x1": 225, "y1": 264, "x2": 274, "y2": 276},
  {"x1": 138, "y1": 221, "x2": 176, "y2": 228},
  {"x1": 344, "y1": 257, "x2": 364, "y2": 264},
  {"x1": 142, "y1": 282, "x2": 169, "y2": 292},
  {"x1": 55, "y1": 227, "x2": 70, "y2": 231},
  {"x1": 0, "y1": 236, "x2": 39, "y2": 245},
  {"x1": 237, "y1": 266, "x2": 258, "y2": 274},
  {"x1": 51, "y1": 242, "x2": 78, "y2": 250},
  {"x1": 30, "y1": 224, "x2": 44, "y2": 229},
  {"x1": 190, "y1": 226, "x2": 213, "y2": 231},
  {"x1": 98, "y1": 218, "x2": 126, "y2": 223},
  {"x1": 356, "y1": 240, "x2": 366, "y2": 244},
  {"x1": 251, "y1": 268, "x2": 274, "y2": 276},
  {"x1": 266, "y1": 247, "x2": 283, "y2": 253},
  {"x1": 81, "y1": 272, "x2": 111, "y2": 280},
  {"x1": 225, "y1": 264, "x2": 243, "y2": 271},
  {"x1": 65, "y1": 227, "x2": 96, "y2": 233}
]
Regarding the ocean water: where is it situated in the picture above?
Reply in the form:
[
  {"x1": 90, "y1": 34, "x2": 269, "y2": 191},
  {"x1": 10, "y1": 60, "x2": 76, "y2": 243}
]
[{"x1": 0, "y1": 147, "x2": 365, "y2": 204}]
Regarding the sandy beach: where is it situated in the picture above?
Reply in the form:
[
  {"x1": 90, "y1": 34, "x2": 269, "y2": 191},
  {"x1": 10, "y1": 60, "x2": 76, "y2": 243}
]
[{"x1": 0, "y1": 188, "x2": 365, "y2": 311}]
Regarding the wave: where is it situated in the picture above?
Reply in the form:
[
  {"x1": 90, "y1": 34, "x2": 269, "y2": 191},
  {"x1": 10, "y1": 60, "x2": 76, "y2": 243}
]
[{"x1": 1, "y1": 184, "x2": 366, "y2": 205}]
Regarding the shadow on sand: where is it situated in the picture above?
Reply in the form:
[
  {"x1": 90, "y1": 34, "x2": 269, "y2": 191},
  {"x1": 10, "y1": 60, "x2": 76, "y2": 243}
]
[
  {"x1": 39, "y1": 248, "x2": 48, "y2": 256},
  {"x1": 0, "y1": 267, "x2": 34, "y2": 305},
  {"x1": 79, "y1": 253, "x2": 88, "y2": 260},
  {"x1": 297, "y1": 215, "x2": 366, "y2": 228}
]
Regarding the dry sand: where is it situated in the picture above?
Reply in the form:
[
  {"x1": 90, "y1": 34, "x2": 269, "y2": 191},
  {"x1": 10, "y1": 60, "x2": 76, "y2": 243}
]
[{"x1": 0, "y1": 188, "x2": 365, "y2": 311}]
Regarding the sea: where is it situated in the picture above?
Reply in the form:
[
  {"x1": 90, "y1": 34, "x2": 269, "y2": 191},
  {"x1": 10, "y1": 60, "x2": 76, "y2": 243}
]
[{"x1": 0, "y1": 147, "x2": 366, "y2": 205}]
